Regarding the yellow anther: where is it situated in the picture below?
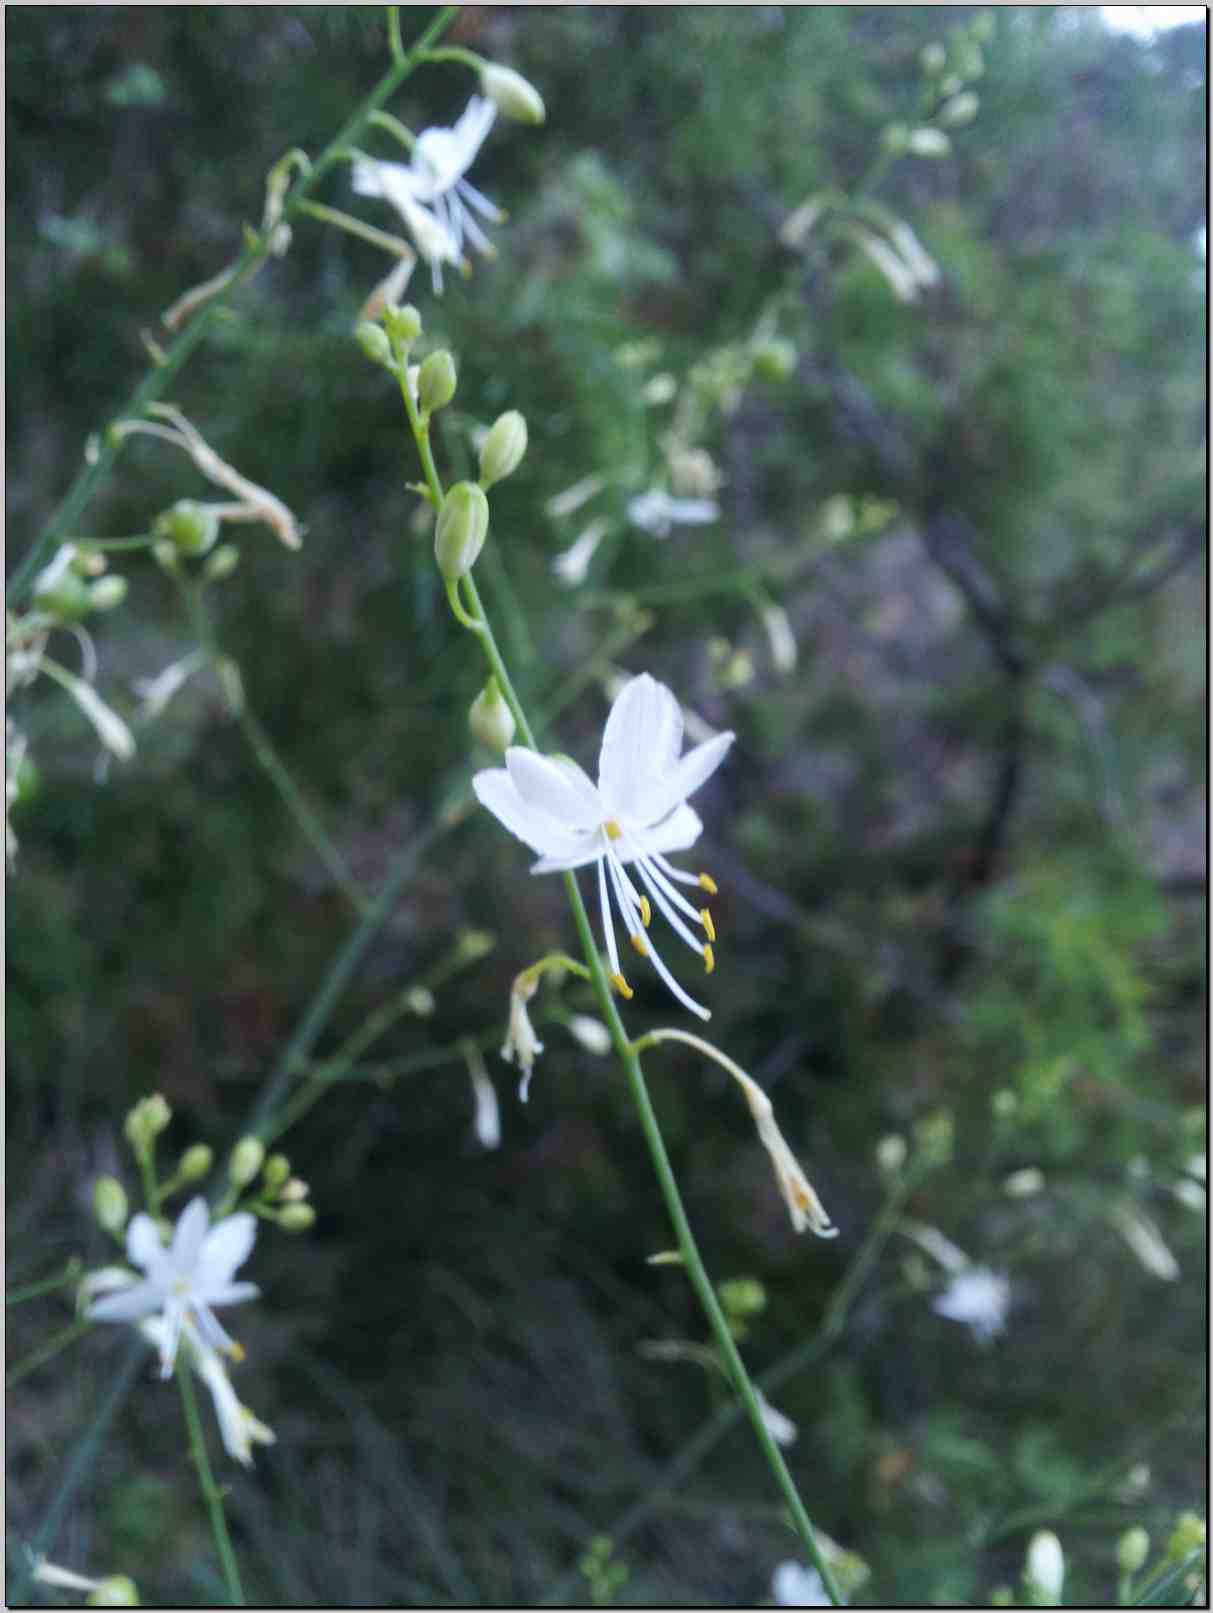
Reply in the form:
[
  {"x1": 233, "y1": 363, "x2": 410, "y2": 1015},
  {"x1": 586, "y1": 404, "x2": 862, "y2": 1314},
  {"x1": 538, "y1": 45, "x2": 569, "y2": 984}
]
[
  {"x1": 639, "y1": 895, "x2": 652, "y2": 929},
  {"x1": 604, "y1": 819, "x2": 623, "y2": 841},
  {"x1": 698, "y1": 872, "x2": 718, "y2": 896},
  {"x1": 703, "y1": 943, "x2": 715, "y2": 975},
  {"x1": 700, "y1": 908, "x2": 716, "y2": 942},
  {"x1": 227, "y1": 1339, "x2": 247, "y2": 1363},
  {"x1": 630, "y1": 933, "x2": 649, "y2": 957},
  {"x1": 610, "y1": 970, "x2": 634, "y2": 1000}
]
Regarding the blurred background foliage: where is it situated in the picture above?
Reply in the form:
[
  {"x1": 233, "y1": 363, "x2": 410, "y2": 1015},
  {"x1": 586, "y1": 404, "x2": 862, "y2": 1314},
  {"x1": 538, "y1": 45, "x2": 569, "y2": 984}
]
[{"x1": 6, "y1": 6, "x2": 1206, "y2": 1607}]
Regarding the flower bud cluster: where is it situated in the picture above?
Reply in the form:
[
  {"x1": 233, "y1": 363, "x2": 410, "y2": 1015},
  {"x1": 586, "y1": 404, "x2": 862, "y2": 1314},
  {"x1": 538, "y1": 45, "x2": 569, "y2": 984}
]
[
  {"x1": 124, "y1": 1092, "x2": 172, "y2": 1155},
  {"x1": 32, "y1": 546, "x2": 129, "y2": 625}
]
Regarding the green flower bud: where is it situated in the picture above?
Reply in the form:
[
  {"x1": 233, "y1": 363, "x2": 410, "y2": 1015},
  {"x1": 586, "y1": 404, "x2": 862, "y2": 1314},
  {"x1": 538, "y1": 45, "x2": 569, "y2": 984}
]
[
  {"x1": 279, "y1": 1202, "x2": 316, "y2": 1232},
  {"x1": 203, "y1": 544, "x2": 240, "y2": 583},
  {"x1": 751, "y1": 336, "x2": 798, "y2": 383},
  {"x1": 355, "y1": 320, "x2": 394, "y2": 367},
  {"x1": 179, "y1": 1143, "x2": 213, "y2": 1183},
  {"x1": 921, "y1": 42, "x2": 947, "y2": 74},
  {"x1": 468, "y1": 677, "x2": 516, "y2": 752},
  {"x1": 907, "y1": 128, "x2": 951, "y2": 159},
  {"x1": 971, "y1": 12, "x2": 995, "y2": 42},
  {"x1": 384, "y1": 303, "x2": 423, "y2": 351},
  {"x1": 418, "y1": 350, "x2": 458, "y2": 414},
  {"x1": 33, "y1": 565, "x2": 92, "y2": 622},
  {"x1": 454, "y1": 927, "x2": 496, "y2": 965},
  {"x1": 1166, "y1": 1514, "x2": 1206, "y2": 1563},
  {"x1": 262, "y1": 1153, "x2": 291, "y2": 1191},
  {"x1": 87, "y1": 1578, "x2": 140, "y2": 1608},
  {"x1": 228, "y1": 1135, "x2": 265, "y2": 1187},
  {"x1": 280, "y1": 1177, "x2": 309, "y2": 1203},
  {"x1": 124, "y1": 1093, "x2": 172, "y2": 1153},
  {"x1": 718, "y1": 1276, "x2": 767, "y2": 1318},
  {"x1": 434, "y1": 482, "x2": 489, "y2": 580},
  {"x1": 478, "y1": 410, "x2": 528, "y2": 488},
  {"x1": 480, "y1": 62, "x2": 546, "y2": 125},
  {"x1": 939, "y1": 92, "x2": 979, "y2": 127},
  {"x1": 876, "y1": 1135, "x2": 907, "y2": 1175},
  {"x1": 152, "y1": 539, "x2": 179, "y2": 573},
  {"x1": 882, "y1": 123, "x2": 910, "y2": 155},
  {"x1": 1118, "y1": 1528, "x2": 1150, "y2": 1577},
  {"x1": 93, "y1": 1176, "x2": 129, "y2": 1234},
  {"x1": 154, "y1": 499, "x2": 220, "y2": 558},
  {"x1": 88, "y1": 576, "x2": 128, "y2": 613},
  {"x1": 914, "y1": 1108, "x2": 954, "y2": 1166}
]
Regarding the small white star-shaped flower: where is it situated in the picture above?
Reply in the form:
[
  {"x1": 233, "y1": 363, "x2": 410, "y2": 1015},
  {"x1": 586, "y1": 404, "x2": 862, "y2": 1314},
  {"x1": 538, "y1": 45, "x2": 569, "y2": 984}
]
[
  {"x1": 86, "y1": 1196, "x2": 259, "y2": 1378},
  {"x1": 473, "y1": 673, "x2": 733, "y2": 1018},
  {"x1": 931, "y1": 1266, "x2": 1010, "y2": 1343}
]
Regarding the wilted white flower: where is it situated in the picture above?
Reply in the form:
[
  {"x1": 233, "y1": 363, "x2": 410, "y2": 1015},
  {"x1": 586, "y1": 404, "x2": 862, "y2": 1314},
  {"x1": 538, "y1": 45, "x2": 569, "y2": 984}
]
[
  {"x1": 133, "y1": 651, "x2": 206, "y2": 722},
  {"x1": 501, "y1": 973, "x2": 545, "y2": 1102},
  {"x1": 141, "y1": 1315, "x2": 274, "y2": 1467},
  {"x1": 931, "y1": 1266, "x2": 1010, "y2": 1343},
  {"x1": 473, "y1": 674, "x2": 732, "y2": 1018},
  {"x1": 1110, "y1": 1202, "x2": 1180, "y2": 1281},
  {"x1": 552, "y1": 518, "x2": 611, "y2": 586},
  {"x1": 86, "y1": 1196, "x2": 258, "y2": 1377},
  {"x1": 627, "y1": 488, "x2": 720, "y2": 538},
  {"x1": 772, "y1": 1560, "x2": 832, "y2": 1607},
  {"x1": 353, "y1": 98, "x2": 502, "y2": 292},
  {"x1": 779, "y1": 195, "x2": 828, "y2": 251},
  {"x1": 464, "y1": 1039, "x2": 501, "y2": 1149},
  {"x1": 39, "y1": 658, "x2": 135, "y2": 762}
]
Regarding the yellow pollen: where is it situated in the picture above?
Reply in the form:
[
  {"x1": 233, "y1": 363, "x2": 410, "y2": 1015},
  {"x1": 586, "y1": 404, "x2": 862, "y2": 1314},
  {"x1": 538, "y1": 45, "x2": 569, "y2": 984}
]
[
  {"x1": 698, "y1": 872, "x2": 718, "y2": 896},
  {"x1": 639, "y1": 895, "x2": 652, "y2": 928},
  {"x1": 700, "y1": 908, "x2": 716, "y2": 942},
  {"x1": 227, "y1": 1339, "x2": 246, "y2": 1363},
  {"x1": 703, "y1": 943, "x2": 715, "y2": 975},
  {"x1": 604, "y1": 819, "x2": 623, "y2": 841},
  {"x1": 610, "y1": 970, "x2": 634, "y2": 999},
  {"x1": 630, "y1": 933, "x2": 649, "y2": 956}
]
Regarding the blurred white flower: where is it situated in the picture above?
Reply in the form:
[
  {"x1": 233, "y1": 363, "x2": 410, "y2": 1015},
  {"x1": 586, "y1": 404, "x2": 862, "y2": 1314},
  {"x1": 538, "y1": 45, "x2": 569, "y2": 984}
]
[
  {"x1": 772, "y1": 1561, "x2": 832, "y2": 1607},
  {"x1": 1003, "y1": 1167, "x2": 1045, "y2": 1198},
  {"x1": 30, "y1": 1557, "x2": 139, "y2": 1606},
  {"x1": 760, "y1": 603, "x2": 798, "y2": 675},
  {"x1": 501, "y1": 973, "x2": 545, "y2": 1102},
  {"x1": 39, "y1": 658, "x2": 135, "y2": 762},
  {"x1": 133, "y1": 651, "x2": 206, "y2": 722},
  {"x1": 141, "y1": 1315, "x2": 275, "y2": 1467},
  {"x1": 756, "y1": 1389, "x2": 798, "y2": 1447},
  {"x1": 552, "y1": 518, "x2": 611, "y2": 586},
  {"x1": 86, "y1": 1196, "x2": 259, "y2": 1377},
  {"x1": 931, "y1": 1267, "x2": 1010, "y2": 1343},
  {"x1": 1111, "y1": 1202, "x2": 1179, "y2": 1280},
  {"x1": 627, "y1": 488, "x2": 720, "y2": 538},
  {"x1": 1024, "y1": 1530, "x2": 1065, "y2": 1605},
  {"x1": 464, "y1": 1039, "x2": 501, "y2": 1149}
]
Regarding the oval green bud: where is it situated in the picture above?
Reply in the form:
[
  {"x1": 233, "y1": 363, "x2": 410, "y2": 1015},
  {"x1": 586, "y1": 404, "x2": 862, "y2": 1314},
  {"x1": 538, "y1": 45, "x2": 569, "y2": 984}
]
[
  {"x1": 907, "y1": 127, "x2": 951, "y2": 159},
  {"x1": 1166, "y1": 1514, "x2": 1206, "y2": 1562},
  {"x1": 33, "y1": 565, "x2": 92, "y2": 622},
  {"x1": 1118, "y1": 1528, "x2": 1150, "y2": 1577},
  {"x1": 920, "y1": 42, "x2": 947, "y2": 75},
  {"x1": 434, "y1": 482, "x2": 489, "y2": 580},
  {"x1": 355, "y1": 320, "x2": 394, "y2": 367},
  {"x1": 88, "y1": 576, "x2": 128, "y2": 613},
  {"x1": 152, "y1": 539, "x2": 179, "y2": 573},
  {"x1": 882, "y1": 122, "x2": 910, "y2": 155},
  {"x1": 124, "y1": 1092, "x2": 172, "y2": 1153},
  {"x1": 179, "y1": 1143, "x2": 213, "y2": 1183},
  {"x1": 718, "y1": 1276, "x2": 767, "y2": 1318},
  {"x1": 154, "y1": 499, "x2": 220, "y2": 558},
  {"x1": 262, "y1": 1153, "x2": 291, "y2": 1191},
  {"x1": 384, "y1": 302, "x2": 423, "y2": 350},
  {"x1": 203, "y1": 544, "x2": 240, "y2": 583},
  {"x1": 280, "y1": 1177, "x2": 309, "y2": 1203},
  {"x1": 87, "y1": 1578, "x2": 140, "y2": 1608},
  {"x1": 478, "y1": 410, "x2": 528, "y2": 488},
  {"x1": 480, "y1": 62, "x2": 546, "y2": 125},
  {"x1": 93, "y1": 1176, "x2": 129, "y2": 1234},
  {"x1": 751, "y1": 337, "x2": 798, "y2": 383},
  {"x1": 418, "y1": 350, "x2": 458, "y2": 414},
  {"x1": 228, "y1": 1135, "x2": 265, "y2": 1187},
  {"x1": 279, "y1": 1202, "x2": 316, "y2": 1232},
  {"x1": 468, "y1": 677, "x2": 516, "y2": 752},
  {"x1": 940, "y1": 92, "x2": 979, "y2": 127}
]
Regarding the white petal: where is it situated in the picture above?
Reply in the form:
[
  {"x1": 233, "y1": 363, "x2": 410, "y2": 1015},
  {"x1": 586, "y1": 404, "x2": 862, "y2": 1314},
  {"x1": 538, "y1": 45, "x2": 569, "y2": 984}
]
[
  {"x1": 505, "y1": 748, "x2": 602, "y2": 829},
  {"x1": 597, "y1": 674, "x2": 683, "y2": 818},
  {"x1": 192, "y1": 1301, "x2": 237, "y2": 1356},
  {"x1": 125, "y1": 1212, "x2": 168, "y2": 1275},
  {"x1": 87, "y1": 1280, "x2": 162, "y2": 1323},
  {"x1": 622, "y1": 804, "x2": 703, "y2": 859},
  {"x1": 530, "y1": 845, "x2": 608, "y2": 874},
  {"x1": 204, "y1": 1281, "x2": 260, "y2": 1308},
  {"x1": 198, "y1": 1212, "x2": 257, "y2": 1288},
  {"x1": 637, "y1": 731, "x2": 734, "y2": 826},
  {"x1": 473, "y1": 768, "x2": 587, "y2": 859},
  {"x1": 171, "y1": 1197, "x2": 211, "y2": 1268}
]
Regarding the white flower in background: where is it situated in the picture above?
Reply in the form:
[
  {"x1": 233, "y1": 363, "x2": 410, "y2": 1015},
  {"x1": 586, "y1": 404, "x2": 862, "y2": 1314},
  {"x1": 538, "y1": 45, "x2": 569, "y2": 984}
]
[
  {"x1": 30, "y1": 1557, "x2": 139, "y2": 1607},
  {"x1": 133, "y1": 650, "x2": 206, "y2": 722},
  {"x1": 353, "y1": 97, "x2": 503, "y2": 292},
  {"x1": 756, "y1": 1389, "x2": 798, "y2": 1447},
  {"x1": 627, "y1": 488, "x2": 720, "y2": 538},
  {"x1": 463, "y1": 1038, "x2": 501, "y2": 1149},
  {"x1": 86, "y1": 1196, "x2": 259, "y2": 1377},
  {"x1": 473, "y1": 674, "x2": 733, "y2": 1019},
  {"x1": 545, "y1": 473, "x2": 605, "y2": 520},
  {"x1": 668, "y1": 446, "x2": 724, "y2": 501},
  {"x1": 552, "y1": 518, "x2": 611, "y2": 586},
  {"x1": 141, "y1": 1315, "x2": 275, "y2": 1467},
  {"x1": 760, "y1": 602, "x2": 798, "y2": 675},
  {"x1": 1110, "y1": 1202, "x2": 1180, "y2": 1281},
  {"x1": 501, "y1": 973, "x2": 545, "y2": 1102},
  {"x1": 931, "y1": 1266, "x2": 1011, "y2": 1343},
  {"x1": 772, "y1": 1560, "x2": 832, "y2": 1607}
]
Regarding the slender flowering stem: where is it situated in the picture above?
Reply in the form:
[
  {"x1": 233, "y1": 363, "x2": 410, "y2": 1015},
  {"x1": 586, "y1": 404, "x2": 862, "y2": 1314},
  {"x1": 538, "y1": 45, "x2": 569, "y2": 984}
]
[
  {"x1": 177, "y1": 1357, "x2": 245, "y2": 1606},
  {"x1": 6, "y1": 1260, "x2": 83, "y2": 1307},
  {"x1": 397, "y1": 393, "x2": 844, "y2": 1606},
  {"x1": 6, "y1": 1318, "x2": 92, "y2": 1388},
  {"x1": 7, "y1": 5, "x2": 458, "y2": 603}
]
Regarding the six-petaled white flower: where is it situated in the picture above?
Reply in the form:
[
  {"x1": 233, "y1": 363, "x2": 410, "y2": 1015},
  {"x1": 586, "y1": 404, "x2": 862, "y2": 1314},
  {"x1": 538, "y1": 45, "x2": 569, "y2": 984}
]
[
  {"x1": 473, "y1": 673, "x2": 733, "y2": 1019},
  {"x1": 353, "y1": 97, "x2": 503, "y2": 292},
  {"x1": 86, "y1": 1196, "x2": 259, "y2": 1378}
]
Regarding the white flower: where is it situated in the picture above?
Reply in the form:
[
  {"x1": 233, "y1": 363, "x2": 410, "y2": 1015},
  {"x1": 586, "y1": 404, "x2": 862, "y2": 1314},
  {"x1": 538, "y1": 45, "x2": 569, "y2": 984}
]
[
  {"x1": 627, "y1": 488, "x2": 720, "y2": 538},
  {"x1": 464, "y1": 1040, "x2": 501, "y2": 1149},
  {"x1": 552, "y1": 518, "x2": 611, "y2": 586},
  {"x1": 86, "y1": 1196, "x2": 259, "y2": 1378},
  {"x1": 353, "y1": 97, "x2": 503, "y2": 292},
  {"x1": 931, "y1": 1266, "x2": 1010, "y2": 1343},
  {"x1": 473, "y1": 674, "x2": 734, "y2": 1019},
  {"x1": 1024, "y1": 1530, "x2": 1065, "y2": 1605},
  {"x1": 760, "y1": 603, "x2": 798, "y2": 675},
  {"x1": 39, "y1": 658, "x2": 135, "y2": 762},
  {"x1": 501, "y1": 974, "x2": 545, "y2": 1101},
  {"x1": 756, "y1": 1389, "x2": 798, "y2": 1447},
  {"x1": 141, "y1": 1315, "x2": 274, "y2": 1467},
  {"x1": 772, "y1": 1561, "x2": 832, "y2": 1606},
  {"x1": 1110, "y1": 1202, "x2": 1180, "y2": 1281},
  {"x1": 133, "y1": 650, "x2": 205, "y2": 722}
]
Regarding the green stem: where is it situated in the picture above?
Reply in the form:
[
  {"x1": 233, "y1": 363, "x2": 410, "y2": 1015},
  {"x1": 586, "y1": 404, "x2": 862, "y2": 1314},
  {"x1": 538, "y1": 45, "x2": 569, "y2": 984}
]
[
  {"x1": 6, "y1": 1260, "x2": 83, "y2": 1306},
  {"x1": 386, "y1": 5, "x2": 404, "y2": 65},
  {"x1": 7, "y1": 4, "x2": 458, "y2": 604},
  {"x1": 177, "y1": 1358, "x2": 245, "y2": 1606},
  {"x1": 295, "y1": 199, "x2": 413, "y2": 258},
  {"x1": 6, "y1": 1318, "x2": 91, "y2": 1387}
]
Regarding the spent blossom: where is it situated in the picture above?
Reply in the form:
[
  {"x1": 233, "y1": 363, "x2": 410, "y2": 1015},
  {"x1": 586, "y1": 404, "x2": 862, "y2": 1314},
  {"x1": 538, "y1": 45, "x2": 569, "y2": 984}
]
[
  {"x1": 85, "y1": 1195, "x2": 259, "y2": 1377},
  {"x1": 627, "y1": 488, "x2": 720, "y2": 538},
  {"x1": 473, "y1": 673, "x2": 732, "y2": 1019}
]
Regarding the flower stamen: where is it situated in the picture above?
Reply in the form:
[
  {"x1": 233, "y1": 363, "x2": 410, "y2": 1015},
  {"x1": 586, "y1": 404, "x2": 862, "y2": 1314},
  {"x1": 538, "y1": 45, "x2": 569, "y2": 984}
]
[
  {"x1": 700, "y1": 909, "x2": 716, "y2": 942},
  {"x1": 698, "y1": 872, "x2": 718, "y2": 895},
  {"x1": 630, "y1": 933, "x2": 649, "y2": 956},
  {"x1": 639, "y1": 895, "x2": 652, "y2": 928},
  {"x1": 703, "y1": 943, "x2": 716, "y2": 974},
  {"x1": 605, "y1": 818, "x2": 623, "y2": 841},
  {"x1": 611, "y1": 971, "x2": 634, "y2": 999}
]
